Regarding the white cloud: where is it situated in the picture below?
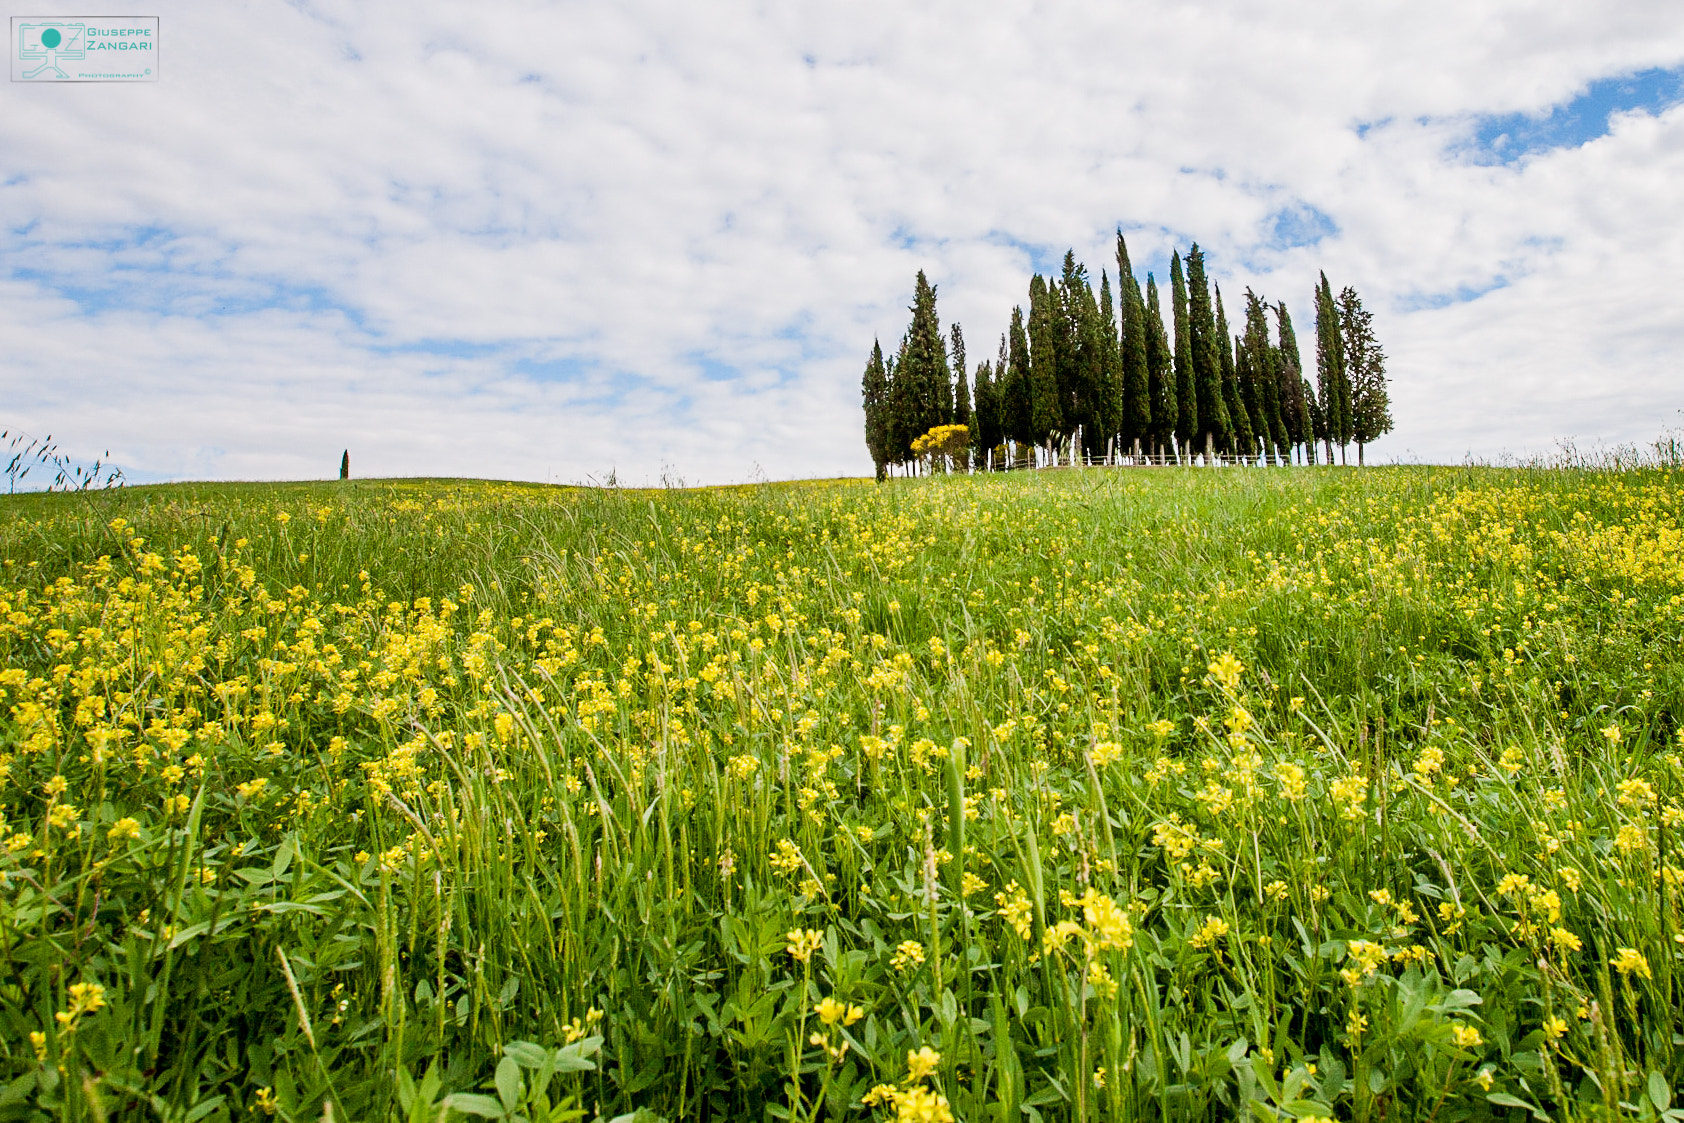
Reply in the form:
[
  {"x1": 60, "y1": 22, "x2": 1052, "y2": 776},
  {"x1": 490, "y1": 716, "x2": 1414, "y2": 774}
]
[{"x1": 2, "y1": 0, "x2": 1682, "y2": 483}]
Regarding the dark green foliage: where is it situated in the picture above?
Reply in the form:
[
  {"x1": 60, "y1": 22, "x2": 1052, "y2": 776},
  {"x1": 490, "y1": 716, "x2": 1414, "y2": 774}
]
[
  {"x1": 1170, "y1": 252, "x2": 1196, "y2": 458},
  {"x1": 1186, "y1": 245, "x2": 1228, "y2": 458},
  {"x1": 1116, "y1": 234, "x2": 1151, "y2": 453},
  {"x1": 1339, "y1": 286, "x2": 1393, "y2": 465},
  {"x1": 339, "y1": 449, "x2": 349, "y2": 480},
  {"x1": 1241, "y1": 289, "x2": 1287, "y2": 465},
  {"x1": 1145, "y1": 275, "x2": 1175, "y2": 459},
  {"x1": 1215, "y1": 287, "x2": 1251, "y2": 460}
]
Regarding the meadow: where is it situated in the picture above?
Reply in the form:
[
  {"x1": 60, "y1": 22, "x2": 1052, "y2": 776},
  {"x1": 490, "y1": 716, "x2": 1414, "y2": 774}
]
[{"x1": 0, "y1": 465, "x2": 1680, "y2": 1123}]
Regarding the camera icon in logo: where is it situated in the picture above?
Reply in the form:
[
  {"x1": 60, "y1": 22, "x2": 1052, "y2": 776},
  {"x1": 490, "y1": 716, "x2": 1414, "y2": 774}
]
[{"x1": 18, "y1": 21, "x2": 86, "y2": 79}]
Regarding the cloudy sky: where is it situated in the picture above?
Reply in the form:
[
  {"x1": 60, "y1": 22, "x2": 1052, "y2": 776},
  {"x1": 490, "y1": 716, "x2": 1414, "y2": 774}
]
[{"x1": 3, "y1": 1, "x2": 1683, "y2": 485}]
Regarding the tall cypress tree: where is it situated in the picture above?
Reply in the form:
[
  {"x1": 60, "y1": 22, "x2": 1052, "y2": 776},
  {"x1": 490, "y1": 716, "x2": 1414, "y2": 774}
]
[
  {"x1": 1315, "y1": 272, "x2": 1350, "y2": 465},
  {"x1": 1186, "y1": 245, "x2": 1228, "y2": 461},
  {"x1": 973, "y1": 358, "x2": 998, "y2": 466},
  {"x1": 862, "y1": 338, "x2": 890, "y2": 480},
  {"x1": 1027, "y1": 274, "x2": 1063, "y2": 455},
  {"x1": 1275, "y1": 301, "x2": 1308, "y2": 464},
  {"x1": 900, "y1": 271, "x2": 952, "y2": 467},
  {"x1": 1145, "y1": 275, "x2": 1175, "y2": 462},
  {"x1": 1170, "y1": 251, "x2": 1196, "y2": 462},
  {"x1": 1116, "y1": 234, "x2": 1150, "y2": 457},
  {"x1": 1006, "y1": 308, "x2": 1033, "y2": 453},
  {"x1": 1096, "y1": 269, "x2": 1122, "y2": 460},
  {"x1": 1215, "y1": 286, "x2": 1250, "y2": 462},
  {"x1": 1338, "y1": 286, "x2": 1392, "y2": 465},
  {"x1": 1241, "y1": 290, "x2": 1285, "y2": 465},
  {"x1": 950, "y1": 323, "x2": 969, "y2": 424},
  {"x1": 887, "y1": 334, "x2": 916, "y2": 470}
]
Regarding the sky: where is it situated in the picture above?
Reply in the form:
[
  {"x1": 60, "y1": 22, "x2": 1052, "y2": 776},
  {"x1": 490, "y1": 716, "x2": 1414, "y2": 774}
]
[{"x1": 3, "y1": 1, "x2": 1683, "y2": 486}]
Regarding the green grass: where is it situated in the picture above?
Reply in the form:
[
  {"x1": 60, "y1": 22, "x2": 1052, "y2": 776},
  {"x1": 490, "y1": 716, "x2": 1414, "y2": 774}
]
[{"x1": 0, "y1": 465, "x2": 1681, "y2": 1122}]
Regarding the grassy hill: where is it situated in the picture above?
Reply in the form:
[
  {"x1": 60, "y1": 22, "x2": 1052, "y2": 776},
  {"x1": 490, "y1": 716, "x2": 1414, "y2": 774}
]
[{"x1": 1, "y1": 466, "x2": 1680, "y2": 1122}]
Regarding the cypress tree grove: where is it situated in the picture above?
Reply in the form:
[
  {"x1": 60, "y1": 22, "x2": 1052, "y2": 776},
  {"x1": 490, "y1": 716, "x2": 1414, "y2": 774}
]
[
  {"x1": 1186, "y1": 245, "x2": 1228, "y2": 462},
  {"x1": 862, "y1": 339, "x2": 891, "y2": 480},
  {"x1": 1215, "y1": 287, "x2": 1251, "y2": 463},
  {"x1": 1028, "y1": 275, "x2": 1063, "y2": 458},
  {"x1": 1145, "y1": 275, "x2": 1175, "y2": 463},
  {"x1": 1170, "y1": 252, "x2": 1196, "y2": 463},
  {"x1": 861, "y1": 258, "x2": 1392, "y2": 476},
  {"x1": 1116, "y1": 234, "x2": 1150, "y2": 459},
  {"x1": 1338, "y1": 286, "x2": 1393, "y2": 465}
]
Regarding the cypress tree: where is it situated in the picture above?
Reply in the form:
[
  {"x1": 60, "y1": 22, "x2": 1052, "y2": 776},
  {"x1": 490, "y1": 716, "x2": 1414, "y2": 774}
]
[
  {"x1": 1096, "y1": 269, "x2": 1122, "y2": 461},
  {"x1": 1004, "y1": 308, "x2": 1032, "y2": 452},
  {"x1": 339, "y1": 450, "x2": 349, "y2": 480},
  {"x1": 1338, "y1": 286, "x2": 1393, "y2": 465},
  {"x1": 1027, "y1": 274, "x2": 1063, "y2": 456},
  {"x1": 950, "y1": 323, "x2": 969, "y2": 428},
  {"x1": 1275, "y1": 301, "x2": 1308, "y2": 464},
  {"x1": 1314, "y1": 272, "x2": 1350, "y2": 465},
  {"x1": 1170, "y1": 252, "x2": 1196, "y2": 462},
  {"x1": 887, "y1": 335, "x2": 916, "y2": 470},
  {"x1": 1186, "y1": 245, "x2": 1228, "y2": 461},
  {"x1": 896, "y1": 270, "x2": 952, "y2": 470},
  {"x1": 1145, "y1": 275, "x2": 1175, "y2": 463},
  {"x1": 1215, "y1": 287, "x2": 1251, "y2": 462},
  {"x1": 862, "y1": 339, "x2": 891, "y2": 480},
  {"x1": 1241, "y1": 290, "x2": 1285, "y2": 465},
  {"x1": 973, "y1": 358, "x2": 998, "y2": 467},
  {"x1": 1116, "y1": 234, "x2": 1150, "y2": 458}
]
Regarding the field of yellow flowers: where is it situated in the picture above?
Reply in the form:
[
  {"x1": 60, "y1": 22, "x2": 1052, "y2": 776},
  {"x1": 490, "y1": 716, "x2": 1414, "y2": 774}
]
[{"x1": 1, "y1": 465, "x2": 1681, "y2": 1123}]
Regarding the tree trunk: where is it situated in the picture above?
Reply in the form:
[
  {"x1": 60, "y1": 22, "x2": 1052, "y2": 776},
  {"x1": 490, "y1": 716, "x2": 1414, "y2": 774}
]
[{"x1": 1358, "y1": 441, "x2": 1365, "y2": 466}]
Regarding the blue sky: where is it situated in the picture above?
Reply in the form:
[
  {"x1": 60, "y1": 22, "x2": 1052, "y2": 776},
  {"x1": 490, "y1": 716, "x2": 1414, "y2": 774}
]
[{"x1": 3, "y1": 1, "x2": 1684, "y2": 484}]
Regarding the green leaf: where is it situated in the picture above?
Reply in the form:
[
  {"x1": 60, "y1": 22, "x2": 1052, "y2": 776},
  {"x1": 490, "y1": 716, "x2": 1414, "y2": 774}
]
[
  {"x1": 505, "y1": 1041, "x2": 549, "y2": 1069},
  {"x1": 552, "y1": 1037, "x2": 600, "y2": 1073},
  {"x1": 447, "y1": 1093, "x2": 507, "y2": 1118},
  {"x1": 495, "y1": 1056, "x2": 523, "y2": 1114},
  {"x1": 1651, "y1": 1072, "x2": 1672, "y2": 1112},
  {"x1": 1486, "y1": 1092, "x2": 1548, "y2": 1120},
  {"x1": 396, "y1": 1067, "x2": 417, "y2": 1113},
  {"x1": 184, "y1": 1096, "x2": 228, "y2": 1123}
]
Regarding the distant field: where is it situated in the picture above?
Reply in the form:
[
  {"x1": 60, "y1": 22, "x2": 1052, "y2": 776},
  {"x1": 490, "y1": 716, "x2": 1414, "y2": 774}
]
[{"x1": 0, "y1": 467, "x2": 1680, "y2": 1123}]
